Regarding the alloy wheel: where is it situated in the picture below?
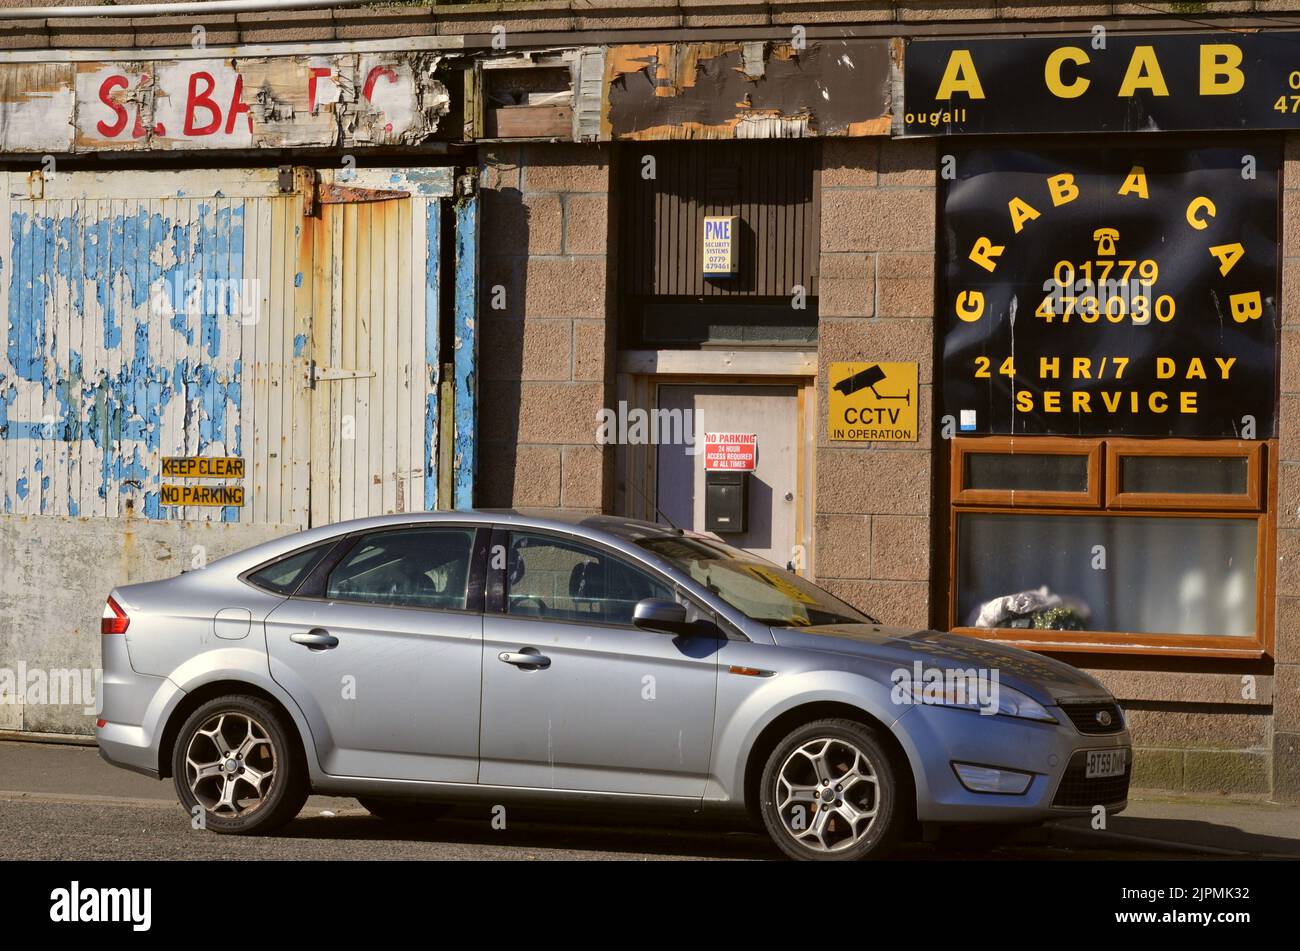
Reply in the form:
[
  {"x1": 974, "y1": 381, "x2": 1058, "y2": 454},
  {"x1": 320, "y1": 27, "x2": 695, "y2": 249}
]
[
  {"x1": 184, "y1": 711, "x2": 278, "y2": 818},
  {"x1": 774, "y1": 736, "x2": 880, "y2": 853}
]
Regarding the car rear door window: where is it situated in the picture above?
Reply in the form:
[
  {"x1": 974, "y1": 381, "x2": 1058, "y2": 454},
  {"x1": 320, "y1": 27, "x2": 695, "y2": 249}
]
[
  {"x1": 506, "y1": 531, "x2": 673, "y2": 626},
  {"x1": 246, "y1": 540, "x2": 339, "y2": 596},
  {"x1": 326, "y1": 527, "x2": 476, "y2": 611}
]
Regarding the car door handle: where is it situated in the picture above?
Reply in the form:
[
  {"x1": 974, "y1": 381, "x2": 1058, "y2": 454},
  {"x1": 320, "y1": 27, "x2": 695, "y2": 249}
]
[
  {"x1": 498, "y1": 649, "x2": 550, "y2": 669},
  {"x1": 291, "y1": 629, "x2": 339, "y2": 650}
]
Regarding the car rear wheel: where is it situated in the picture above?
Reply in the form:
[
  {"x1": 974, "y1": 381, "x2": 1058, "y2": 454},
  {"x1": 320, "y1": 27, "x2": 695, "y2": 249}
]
[
  {"x1": 357, "y1": 797, "x2": 453, "y2": 823},
  {"x1": 758, "y1": 718, "x2": 903, "y2": 861},
  {"x1": 171, "y1": 695, "x2": 307, "y2": 835}
]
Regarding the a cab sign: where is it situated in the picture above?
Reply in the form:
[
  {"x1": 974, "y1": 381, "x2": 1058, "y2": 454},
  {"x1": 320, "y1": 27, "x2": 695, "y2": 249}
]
[
  {"x1": 160, "y1": 484, "x2": 245, "y2": 507},
  {"x1": 828, "y1": 362, "x2": 918, "y2": 442},
  {"x1": 162, "y1": 456, "x2": 245, "y2": 479}
]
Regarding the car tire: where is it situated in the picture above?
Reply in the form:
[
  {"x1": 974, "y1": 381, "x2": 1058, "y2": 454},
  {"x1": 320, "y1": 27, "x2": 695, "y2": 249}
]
[
  {"x1": 357, "y1": 797, "x2": 453, "y2": 823},
  {"x1": 758, "y1": 718, "x2": 903, "y2": 861},
  {"x1": 171, "y1": 694, "x2": 308, "y2": 836}
]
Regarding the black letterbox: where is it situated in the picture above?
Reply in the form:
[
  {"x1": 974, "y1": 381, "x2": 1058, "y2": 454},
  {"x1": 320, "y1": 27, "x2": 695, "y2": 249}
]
[{"x1": 705, "y1": 471, "x2": 748, "y2": 534}]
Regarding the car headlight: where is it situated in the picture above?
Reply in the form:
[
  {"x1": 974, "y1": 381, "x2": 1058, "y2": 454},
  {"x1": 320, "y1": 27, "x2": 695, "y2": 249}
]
[
  {"x1": 994, "y1": 685, "x2": 1058, "y2": 723},
  {"x1": 902, "y1": 680, "x2": 1057, "y2": 723}
]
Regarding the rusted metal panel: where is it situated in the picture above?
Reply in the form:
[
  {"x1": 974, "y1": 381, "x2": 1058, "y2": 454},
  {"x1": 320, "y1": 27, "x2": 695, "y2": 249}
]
[
  {"x1": 0, "y1": 52, "x2": 451, "y2": 154},
  {"x1": 317, "y1": 183, "x2": 410, "y2": 205},
  {"x1": 602, "y1": 38, "x2": 892, "y2": 141}
]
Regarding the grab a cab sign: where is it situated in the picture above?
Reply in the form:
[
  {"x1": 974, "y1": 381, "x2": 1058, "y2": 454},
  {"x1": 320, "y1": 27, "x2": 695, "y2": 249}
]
[{"x1": 828, "y1": 362, "x2": 918, "y2": 442}]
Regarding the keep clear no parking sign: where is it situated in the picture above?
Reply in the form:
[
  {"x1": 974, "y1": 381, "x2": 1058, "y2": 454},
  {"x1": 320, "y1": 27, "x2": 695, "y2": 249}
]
[{"x1": 828, "y1": 362, "x2": 919, "y2": 442}]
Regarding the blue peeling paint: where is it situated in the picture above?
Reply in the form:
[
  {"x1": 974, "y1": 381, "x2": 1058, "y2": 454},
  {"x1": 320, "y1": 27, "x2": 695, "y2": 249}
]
[
  {"x1": 3, "y1": 202, "x2": 246, "y2": 519},
  {"x1": 388, "y1": 168, "x2": 455, "y2": 196},
  {"x1": 452, "y1": 196, "x2": 479, "y2": 512},
  {"x1": 424, "y1": 205, "x2": 440, "y2": 511},
  {"x1": 294, "y1": 334, "x2": 308, "y2": 358}
]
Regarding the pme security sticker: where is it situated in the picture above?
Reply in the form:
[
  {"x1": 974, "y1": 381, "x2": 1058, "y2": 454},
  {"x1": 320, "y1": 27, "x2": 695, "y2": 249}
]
[{"x1": 828, "y1": 362, "x2": 919, "y2": 442}]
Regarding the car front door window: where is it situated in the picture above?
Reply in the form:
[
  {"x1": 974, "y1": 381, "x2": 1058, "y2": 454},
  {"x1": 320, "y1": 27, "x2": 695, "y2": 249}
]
[{"x1": 506, "y1": 532, "x2": 674, "y2": 625}]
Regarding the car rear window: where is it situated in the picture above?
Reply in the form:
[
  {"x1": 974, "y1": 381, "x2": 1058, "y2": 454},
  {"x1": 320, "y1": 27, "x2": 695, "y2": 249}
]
[
  {"x1": 325, "y1": 527, "x2": 476, "y2": 611},
  {"x1": 247, "y1": 541, "x2": 337, "y2": 596}
]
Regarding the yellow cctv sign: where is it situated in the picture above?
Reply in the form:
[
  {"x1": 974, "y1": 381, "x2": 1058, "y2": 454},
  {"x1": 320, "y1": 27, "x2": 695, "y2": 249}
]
[{"x1": 828, "y1": 362, "x2": 918, "y2": 442}]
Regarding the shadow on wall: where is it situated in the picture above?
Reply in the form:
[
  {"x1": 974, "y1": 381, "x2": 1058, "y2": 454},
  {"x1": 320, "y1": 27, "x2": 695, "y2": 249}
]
[{"x1": 478, "y1": 183, "x2": 528, "y2": 507}]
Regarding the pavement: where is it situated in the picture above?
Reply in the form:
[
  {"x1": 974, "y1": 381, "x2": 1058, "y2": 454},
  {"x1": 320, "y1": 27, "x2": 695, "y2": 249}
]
[
  {"x1": 0, "y1": 737, "x2": 1297, "y2": 860},
  {"x1": 1047, "y1": 795, "x2": 1300, "y2": 857}
]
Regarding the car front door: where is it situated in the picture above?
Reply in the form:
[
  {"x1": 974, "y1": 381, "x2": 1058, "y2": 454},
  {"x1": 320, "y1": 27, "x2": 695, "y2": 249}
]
[
  {"x1": 478, "y1": 529, "x2": 720, "y2": 798},
  {"x1": 264, "y1": 524, "x2": 487, "y2": 783}
]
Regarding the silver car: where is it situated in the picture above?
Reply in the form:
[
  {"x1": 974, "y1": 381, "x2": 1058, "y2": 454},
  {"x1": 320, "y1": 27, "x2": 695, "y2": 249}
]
[{"x1": 97, "y1": 510, "x2": 1130, "y2": 860}]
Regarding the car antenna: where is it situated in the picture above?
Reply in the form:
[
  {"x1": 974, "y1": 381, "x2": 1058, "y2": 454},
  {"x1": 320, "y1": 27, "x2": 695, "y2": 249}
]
[{"x1": 626, "y1": 471, "x2": 678, "y2": 531}]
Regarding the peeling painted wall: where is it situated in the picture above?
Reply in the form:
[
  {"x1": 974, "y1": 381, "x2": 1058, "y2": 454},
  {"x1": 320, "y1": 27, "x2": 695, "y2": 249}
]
[
  {"x1": 602, "y1": 39, "x2": 892, "y2": 141},
  {"x1": 0, "y1": 167, "x2": 452, "y2": 525},
  {"x1": 1, "y1": 175, "x2": 267, "y2": 522},
  {"x1": 0, "y1": 53, "x2": 450, "y2": 154}
]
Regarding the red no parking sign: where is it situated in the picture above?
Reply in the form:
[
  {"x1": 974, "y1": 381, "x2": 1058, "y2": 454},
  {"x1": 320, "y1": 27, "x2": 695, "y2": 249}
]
[{"x1": 703, "y1": 432, "x2": 757, "y2": 471}]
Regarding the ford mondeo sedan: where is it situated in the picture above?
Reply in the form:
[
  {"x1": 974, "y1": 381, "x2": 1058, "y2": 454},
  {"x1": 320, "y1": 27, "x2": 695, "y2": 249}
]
[{"x1": 97, "y1": 510, "x2": 1130, "y2": 860}]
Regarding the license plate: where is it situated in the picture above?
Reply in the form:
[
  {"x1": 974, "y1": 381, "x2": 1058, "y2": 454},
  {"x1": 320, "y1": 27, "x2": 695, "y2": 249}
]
[{"x1": 1085, "y1": 749, "x2": 1127, "y2": 779}]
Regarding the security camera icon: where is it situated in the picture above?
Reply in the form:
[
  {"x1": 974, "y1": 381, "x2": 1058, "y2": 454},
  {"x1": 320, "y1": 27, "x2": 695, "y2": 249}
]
[{"x1": 832, "y1": 364, "x2": 911, "y2": 404}]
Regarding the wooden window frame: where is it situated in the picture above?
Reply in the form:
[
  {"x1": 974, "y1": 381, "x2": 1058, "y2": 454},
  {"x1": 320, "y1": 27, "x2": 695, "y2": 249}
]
[
  {"x1": 1105, "y1": 438, "x2": 1262, "y2": 511},
  {"x1": 947, "y1": 436, "x2": 1275, "y2": 659},
  {"x1": 951, "y1": 436, "x2": 1102, "y2": 508}
]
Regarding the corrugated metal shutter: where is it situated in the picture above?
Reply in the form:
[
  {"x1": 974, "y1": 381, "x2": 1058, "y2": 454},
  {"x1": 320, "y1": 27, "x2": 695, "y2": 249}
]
[
  {"x1": 0, "y1": 166, "x2": 451, "y2": 527},
  {"x1": 618, "y1": 140, "x2": 819, "y2": 298}
]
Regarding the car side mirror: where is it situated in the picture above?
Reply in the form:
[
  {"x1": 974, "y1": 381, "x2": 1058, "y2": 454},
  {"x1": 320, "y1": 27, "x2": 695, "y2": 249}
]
[{"x1": 632, "y1": 598, "x2": 691, "y2": 636}]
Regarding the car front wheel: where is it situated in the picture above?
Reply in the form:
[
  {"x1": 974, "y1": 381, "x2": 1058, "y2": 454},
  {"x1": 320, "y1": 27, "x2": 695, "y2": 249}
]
[
  {"x1": 758, "y1": 718, "x2": 903, "y2": 861},
  {"x1": 171, "y1": 695, "x2": 307, "y2": 835}
]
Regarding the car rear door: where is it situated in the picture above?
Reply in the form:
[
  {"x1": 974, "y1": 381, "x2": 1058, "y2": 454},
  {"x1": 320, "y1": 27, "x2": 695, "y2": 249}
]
[
  {"x1": 477, "y1": 528, "x2": 720, "y2": 799},
  {"x1": 264, "y1": 523, "x2": 488, "y2": 783}
]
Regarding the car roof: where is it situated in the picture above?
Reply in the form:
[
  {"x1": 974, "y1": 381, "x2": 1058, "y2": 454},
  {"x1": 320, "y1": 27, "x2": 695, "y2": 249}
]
[
  {"x1": 481, "y1": 508, "x2": 686, "y2": 542},
  {"x1": 202, "y1": 509, "x2": 687, "y2": 577}
]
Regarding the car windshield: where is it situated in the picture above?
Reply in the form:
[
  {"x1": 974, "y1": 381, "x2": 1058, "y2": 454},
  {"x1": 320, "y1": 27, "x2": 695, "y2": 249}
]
[{"x1": 635, "y1": 534, "x2": 874, "y2": 627}]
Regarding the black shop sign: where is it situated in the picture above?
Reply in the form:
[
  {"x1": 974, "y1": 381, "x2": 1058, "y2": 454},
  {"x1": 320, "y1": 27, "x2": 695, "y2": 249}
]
[
  {"x1": 903, "y1": 32, "x2": 1300, "y2": 136},
  {"x1": 941, "y1": 146, "x2": 1278, "y2": 438}
]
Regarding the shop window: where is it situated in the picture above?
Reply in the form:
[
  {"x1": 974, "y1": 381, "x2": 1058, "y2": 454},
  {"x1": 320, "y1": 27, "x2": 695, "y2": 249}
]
[
  {"x1": 949, "y1": 437, "x2": 1270, "y2": 656},
  {"x1": 938, "y1": 144, "x2": 1278, "y2": 657}
]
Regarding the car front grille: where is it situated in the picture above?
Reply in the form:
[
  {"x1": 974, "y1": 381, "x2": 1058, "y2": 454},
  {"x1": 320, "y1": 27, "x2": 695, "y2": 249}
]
[
  {"x1": 1052, "y1": 749, "x2": 1131, "y2": 808},
  {"x1": 1058, "y1": 699, "x2": 1126, "y2": 735}
]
